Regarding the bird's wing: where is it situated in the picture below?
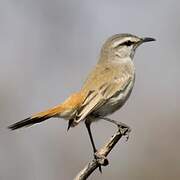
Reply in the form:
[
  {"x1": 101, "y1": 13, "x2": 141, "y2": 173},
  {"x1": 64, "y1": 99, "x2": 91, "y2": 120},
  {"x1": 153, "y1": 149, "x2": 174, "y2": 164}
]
[{"x1": 74, "y1": 64, "x2": 133, "y2": 124}]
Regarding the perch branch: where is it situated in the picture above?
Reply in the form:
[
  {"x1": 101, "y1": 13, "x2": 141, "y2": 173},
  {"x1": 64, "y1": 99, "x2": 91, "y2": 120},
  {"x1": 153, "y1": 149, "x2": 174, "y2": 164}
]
[{"x1": 74, "y1": 127, "x2": 129, "y2": 180}]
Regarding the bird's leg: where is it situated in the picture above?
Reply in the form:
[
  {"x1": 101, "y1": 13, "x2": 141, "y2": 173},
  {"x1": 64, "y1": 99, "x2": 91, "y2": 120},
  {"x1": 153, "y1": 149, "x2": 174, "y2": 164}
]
[
  {"x1": 100, "y1": 117, "x2": 131, "y2": 141},
  {"x1": 85, "y1": 119, "x2": 97, "y2": 154},
  {"x1": 85, "y1": 119, "x2": 108, "y2": 173}
]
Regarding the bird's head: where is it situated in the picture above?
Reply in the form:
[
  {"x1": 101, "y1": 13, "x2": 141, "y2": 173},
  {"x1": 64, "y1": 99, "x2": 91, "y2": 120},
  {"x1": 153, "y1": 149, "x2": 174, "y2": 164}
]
[{"x1": 100, "y1": 34, "x2": 155, "y2": 62}]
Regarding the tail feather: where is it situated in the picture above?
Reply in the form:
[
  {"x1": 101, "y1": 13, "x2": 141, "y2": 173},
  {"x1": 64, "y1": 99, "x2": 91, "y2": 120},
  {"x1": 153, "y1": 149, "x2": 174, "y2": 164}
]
[
  {"x1": 8, "y1": 104, "x2": 64, "y2": 130},
  {"x1": 8, "y1": 115, "x2": 51, "y2": 130},
  {"x1": 8, "y1": 92, "x2": 84, "y2": 130}
]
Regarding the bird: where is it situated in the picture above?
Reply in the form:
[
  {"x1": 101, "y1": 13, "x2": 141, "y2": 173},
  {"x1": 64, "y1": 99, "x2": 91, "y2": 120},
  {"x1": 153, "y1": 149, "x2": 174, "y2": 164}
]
[{"x1": 8, "y1": 33, "x2": 155, "y2": 171}]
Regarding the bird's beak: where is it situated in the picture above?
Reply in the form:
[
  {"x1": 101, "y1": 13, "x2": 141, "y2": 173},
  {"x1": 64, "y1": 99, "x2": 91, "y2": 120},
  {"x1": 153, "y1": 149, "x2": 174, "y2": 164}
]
[{"x1": 141, "y1": 37, "x2": 156, "y2": 43}]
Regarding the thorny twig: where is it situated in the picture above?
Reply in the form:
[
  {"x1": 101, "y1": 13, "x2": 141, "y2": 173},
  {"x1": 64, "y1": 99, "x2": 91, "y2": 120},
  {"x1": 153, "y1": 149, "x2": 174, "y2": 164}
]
[{"x1": 74, "y1": 127, "x2": 130, "y2": 180}]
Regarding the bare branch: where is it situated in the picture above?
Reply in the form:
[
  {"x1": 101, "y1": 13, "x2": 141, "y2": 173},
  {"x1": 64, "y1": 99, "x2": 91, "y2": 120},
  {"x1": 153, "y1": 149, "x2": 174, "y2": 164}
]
[{"x1": 74, "y1": 128, "x2": 129, "y2": 180}]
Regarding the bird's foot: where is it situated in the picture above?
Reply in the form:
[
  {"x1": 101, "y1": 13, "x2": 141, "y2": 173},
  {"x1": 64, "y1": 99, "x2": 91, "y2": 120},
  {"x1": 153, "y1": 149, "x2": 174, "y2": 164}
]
[
  {"x1": 99, "y1": 117, "x2": 131, "y2": 141},
  {"x1": 94, "y1": 152, "x2": 109, "y2": 173},
  {"x1": 116, "y1": 123, "x2": 131, "y2": 141}
]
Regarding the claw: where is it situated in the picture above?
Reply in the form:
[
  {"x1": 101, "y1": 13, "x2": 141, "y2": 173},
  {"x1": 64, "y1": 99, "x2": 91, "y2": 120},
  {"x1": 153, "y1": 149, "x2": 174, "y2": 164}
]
[
  {"x1": 94, "y1": 152, "x2": 109, "y2": 166},
  {"x1": 119, "y1": 126, "x2": 131, "y2": 141},
  {"x1": 94, "y1": 153, "x2": 102, "y2": 173},
  {"x1": 125, "y1": 131, "x2": 130, "y2": 141}
]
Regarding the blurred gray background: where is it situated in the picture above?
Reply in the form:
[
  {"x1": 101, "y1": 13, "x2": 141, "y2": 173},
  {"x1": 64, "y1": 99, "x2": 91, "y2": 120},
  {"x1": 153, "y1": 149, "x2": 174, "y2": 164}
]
[{"x1": 0, "y1": 0, "x2": 179, "y2": 180}]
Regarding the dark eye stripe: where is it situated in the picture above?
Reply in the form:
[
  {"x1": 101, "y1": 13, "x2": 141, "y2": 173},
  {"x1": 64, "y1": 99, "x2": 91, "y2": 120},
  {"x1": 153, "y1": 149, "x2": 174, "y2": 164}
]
[
  {"x1": 121, "y1": 40, "x2": 133, "y2": 46},
  {"x1": 115, "y1": 40, "x2": 133, "y2": 48}
]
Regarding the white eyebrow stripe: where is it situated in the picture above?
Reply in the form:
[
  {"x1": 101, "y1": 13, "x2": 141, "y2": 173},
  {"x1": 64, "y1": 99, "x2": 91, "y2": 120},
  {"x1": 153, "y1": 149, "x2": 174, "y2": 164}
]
[{"x1": 112, "y1": 37, "x2": 132, "y2": 48}]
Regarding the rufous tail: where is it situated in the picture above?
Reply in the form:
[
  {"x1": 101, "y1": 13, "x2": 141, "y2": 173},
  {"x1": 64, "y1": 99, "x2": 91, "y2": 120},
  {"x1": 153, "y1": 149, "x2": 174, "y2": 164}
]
[
  {"x1": 8, "y1": 92, "x2": 85, "y2": 130},
  {"x1": 8, "y1": 104, "x2": 64, "y2": 130}
]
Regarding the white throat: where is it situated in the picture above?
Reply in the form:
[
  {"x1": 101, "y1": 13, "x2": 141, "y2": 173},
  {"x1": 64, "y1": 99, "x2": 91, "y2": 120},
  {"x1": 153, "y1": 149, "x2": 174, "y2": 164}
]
[{"x1": 113, "y1": 56, "x2": 133, "y2": 64}]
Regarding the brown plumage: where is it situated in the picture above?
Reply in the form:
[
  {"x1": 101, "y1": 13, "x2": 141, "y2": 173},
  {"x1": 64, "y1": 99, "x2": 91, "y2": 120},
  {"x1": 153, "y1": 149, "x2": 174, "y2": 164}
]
[
  {"x1": 8, "y1": 33, "x2": 155, "y2": 174},
  {"x1": 8, "y1": 34, "x2": 155, "y2": 132}
]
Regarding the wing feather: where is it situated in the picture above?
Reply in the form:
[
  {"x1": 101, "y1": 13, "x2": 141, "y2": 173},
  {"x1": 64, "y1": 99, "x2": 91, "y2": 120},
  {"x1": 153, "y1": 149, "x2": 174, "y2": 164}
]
[{"x1": 75, "y1": 74, "x2": 132, "y2": 123}]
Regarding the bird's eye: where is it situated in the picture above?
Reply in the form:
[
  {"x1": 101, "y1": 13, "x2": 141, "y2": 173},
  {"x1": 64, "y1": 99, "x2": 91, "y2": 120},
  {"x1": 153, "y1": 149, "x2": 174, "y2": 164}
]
[
  {"x1": 124, "y1": 40, "x2": 133, "y2": 46},
  {"x1": 115, "y1": 40, "x2": 134, "y2": 48}
]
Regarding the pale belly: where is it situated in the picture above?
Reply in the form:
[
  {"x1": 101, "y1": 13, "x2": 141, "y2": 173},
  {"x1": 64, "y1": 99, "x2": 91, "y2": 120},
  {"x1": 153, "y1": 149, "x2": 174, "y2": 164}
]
[{"x1": 93, "y1": 76, "x2": 135, "y2": 117}]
